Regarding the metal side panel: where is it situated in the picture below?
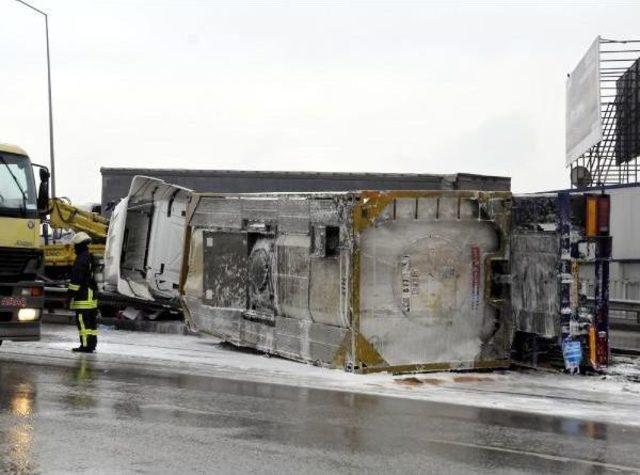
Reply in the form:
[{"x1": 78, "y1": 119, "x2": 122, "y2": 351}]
[
  {"x1": 202, "y1": 231, "x2": 248, "y2": 309},
  {"x1": 511, "y1": 233, "x2": 559, "y2": 337},
  {"x1": 273, "y1": 316, "x2": 348, "y2": 365},
  {"x1": 144, "y1": 185, "x2": 191, "y2": 299},
  {"x1": 184, "y1": 294, "x2": 348, "y2": 367},
  {"x1": 183, "y1": 295, "x2": 243, "y2": 345},
  {"x1": 181, "y1": 193, "x2": 353, "y2": 366},
  {"x1": 274, "y1": 234, "x2": 312, "y2": 321},
  {"x1": 104, "y1": 197, "x2": 128, "y2": 293}
]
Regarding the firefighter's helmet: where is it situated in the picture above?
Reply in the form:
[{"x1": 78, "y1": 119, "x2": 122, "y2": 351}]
[{"x1": 71, "y1": 232, "x2": 92, "y2": 245}]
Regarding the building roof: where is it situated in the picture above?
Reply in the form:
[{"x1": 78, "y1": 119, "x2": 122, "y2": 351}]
[{"x1": 100, "y1": 167, "x2": 510, "y2": 182}]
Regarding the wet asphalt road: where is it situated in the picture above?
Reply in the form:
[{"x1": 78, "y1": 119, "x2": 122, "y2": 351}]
[{"x1": 1, "y1": 358, "x2": 640, "y2": 474}]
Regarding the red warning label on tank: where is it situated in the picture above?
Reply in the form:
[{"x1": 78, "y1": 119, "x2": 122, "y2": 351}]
[
  {"x1": 471, "y1": 245, "x2": 480, "y2": 313},
  {"x1": 401, "y1": 255, "x2": 412, "y2": 313}
]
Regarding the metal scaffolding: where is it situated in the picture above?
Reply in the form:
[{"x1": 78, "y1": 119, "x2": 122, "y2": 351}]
[{"x1": 571, "y1": 38, "x2": 640, "y2": 188}]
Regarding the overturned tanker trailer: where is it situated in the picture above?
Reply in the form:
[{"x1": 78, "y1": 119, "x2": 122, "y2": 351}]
[{"x1": 179, "y1": 190, "x2": 513, "y2": 373}]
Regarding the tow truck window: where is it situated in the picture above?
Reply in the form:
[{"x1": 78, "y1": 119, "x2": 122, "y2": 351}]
[{"x1": 0, "y1": 153, "x2": 37, "y2": 218}]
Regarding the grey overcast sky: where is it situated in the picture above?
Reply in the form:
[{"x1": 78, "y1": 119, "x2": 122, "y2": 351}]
[{"x1": 1, "y1": 1, "x2": 639, "y2": 203}]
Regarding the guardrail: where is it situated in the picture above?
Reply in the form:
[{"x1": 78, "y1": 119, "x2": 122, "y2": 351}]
[
  {"x1": 584, "y1": 297, "x2": 640, "y2": 355},
  {"x1": 586, "y1": 297, "x2": 640, "y2": 329},
  {"x1": 607, "y1": 298, "x2": 640, "y2": 316}
]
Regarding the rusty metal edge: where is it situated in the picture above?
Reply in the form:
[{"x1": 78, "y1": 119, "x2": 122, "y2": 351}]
[{"x1": 357, "y1": 359, "x2": 512, "y2": 375}]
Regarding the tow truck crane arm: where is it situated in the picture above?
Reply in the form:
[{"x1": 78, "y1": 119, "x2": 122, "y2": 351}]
[
  {"x1": 48, "y1": 198, "x2": 109, "y2": 241},
  {"x1": 44, "y1": 198, "x2": 109, "y2": 272}
]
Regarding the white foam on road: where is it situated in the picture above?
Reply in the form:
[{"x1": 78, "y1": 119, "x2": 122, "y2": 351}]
[{"x1": 2, "y1": 324, "x2": 640, "y2": 428}]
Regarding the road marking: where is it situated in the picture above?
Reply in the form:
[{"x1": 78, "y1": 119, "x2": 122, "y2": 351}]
[{"x1": 427, "y1": 438, "x2": 640, "y2": 472}]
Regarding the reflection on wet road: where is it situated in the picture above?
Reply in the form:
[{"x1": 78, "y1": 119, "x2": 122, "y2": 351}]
[
  {"x1": 0, "y1": 367, "x2": 37, "y2": 474},
  {"x1": 1, "y1": 358, "x2": 639, "y2": 474}
]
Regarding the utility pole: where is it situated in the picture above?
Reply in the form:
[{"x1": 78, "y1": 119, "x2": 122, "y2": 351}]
[{"x1": 15, "y1": 0, "x2": 56, "y2": 198}]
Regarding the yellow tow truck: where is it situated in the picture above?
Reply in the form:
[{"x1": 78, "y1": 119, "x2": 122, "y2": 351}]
[{"x1": 0, "y1": 143, "x2": 50, "y2": 345}]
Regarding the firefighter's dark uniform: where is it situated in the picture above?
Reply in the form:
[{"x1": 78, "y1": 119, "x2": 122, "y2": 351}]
[{"x1": 68, "y1": 242, "x2": 98, "y2": 352}]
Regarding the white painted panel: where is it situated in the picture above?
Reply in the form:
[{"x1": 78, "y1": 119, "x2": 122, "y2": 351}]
[
  {"x1": 145, "y1": 185, "x2": 191, "y2": 299},
  {"x1": 566, "y1": 36, "x2": 602, "y2": 165},
  {"x1": 609, "y1": 187, "x2": 640, "y2": 260},
  {"x1": 103, "y1": 197, "x2": 128, "y2": 292}
]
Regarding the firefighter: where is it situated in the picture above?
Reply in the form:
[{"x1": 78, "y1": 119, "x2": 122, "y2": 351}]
[{"x1": 67, "y1": 232, "x2": 98, "y2": 353}]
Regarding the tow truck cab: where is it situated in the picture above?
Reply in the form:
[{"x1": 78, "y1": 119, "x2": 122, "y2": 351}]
[{"x1": 0, "y1": 143, "x2": 50, "y2": 344}]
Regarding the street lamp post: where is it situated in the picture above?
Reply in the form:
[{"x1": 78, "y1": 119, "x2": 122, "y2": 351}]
[{"x1": 15, "y1": 0, "x2": 56, "y2": 198}]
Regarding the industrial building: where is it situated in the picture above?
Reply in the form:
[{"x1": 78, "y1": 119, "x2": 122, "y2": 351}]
[{"x1": 100, "y1": 167, "x2": 510, "y2": 217}]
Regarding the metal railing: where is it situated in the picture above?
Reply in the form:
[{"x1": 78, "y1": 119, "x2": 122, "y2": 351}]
[{"x1": 585, "y1": 278, "x2": 640, "y2": 328}]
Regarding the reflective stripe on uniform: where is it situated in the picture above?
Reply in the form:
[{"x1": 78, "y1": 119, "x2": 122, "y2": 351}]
[
  {"x1": 68, "y1": 283, "x2": 80, "y2": 291},
  {"x1": 78, "y1": 314, "x2": 87, "y2": 347},
  {"x1": 78, "y1": 330, "x2": 98, "y2": 337},
  {"x1": 70, "y1": 301, "x2": 98, "y2": 309},
  {"x1": 70, "y1": 288, "x2": 98, "y2": 310}
]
